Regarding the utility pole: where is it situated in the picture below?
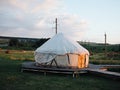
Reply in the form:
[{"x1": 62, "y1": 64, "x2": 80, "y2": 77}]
[
  {"x1": 55, "y1": 18, "x2": 57, "y2": 35},
  {"x1": 104, "y1": 33, "x2": 107, "y2": 56}
]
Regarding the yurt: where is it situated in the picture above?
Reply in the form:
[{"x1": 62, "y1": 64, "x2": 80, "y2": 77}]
[{"x1": 34, "y1": 33, "x2": 89, "y2": 68}]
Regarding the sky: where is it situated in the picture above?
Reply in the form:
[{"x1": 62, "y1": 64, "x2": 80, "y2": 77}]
[{"x1": 0, "y1": 0, "x2": 120, "y2": 44}]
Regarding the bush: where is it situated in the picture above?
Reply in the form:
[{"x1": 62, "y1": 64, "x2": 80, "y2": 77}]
[
  {"x1": 90, "y1": 60, "x2": 120, "y2": 65},
  {"x1": 108, "y1": 68, "x2": 120, "y2": 73}
]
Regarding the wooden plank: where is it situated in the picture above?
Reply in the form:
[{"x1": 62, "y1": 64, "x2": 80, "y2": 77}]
[
  {"x1": 22, "y1": 62, "x2": 86, "y2": 72},
  {"x1": 21, "y1": 62, "x2": 87, "y2": 78},
  {"x1": 21, "y1": 62, "x2": 120, "y2": 80}
]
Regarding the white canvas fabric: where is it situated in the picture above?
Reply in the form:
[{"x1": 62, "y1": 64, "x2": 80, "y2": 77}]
[
  {"x1": 34, "y1": 33, "x2": 89, "y2": 67},
  {"x1": 35, "y1": 33, "x2": 89, "y2": 55},
  {"x1": 85, "y1": 54, "x2": 89, "y2": 67},
  {"x1": 69, "y1": 54, "x2": 78, "y2": 67},
  {"x1": 35, "y1": 52, "x2": 56, "y2": 63},
  {"x1": 54, "y1": 55, "x2": 68, "y2": 66}
]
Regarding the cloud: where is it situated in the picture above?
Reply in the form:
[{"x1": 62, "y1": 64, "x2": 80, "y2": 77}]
[
  {"x1": 0, "y1": 0, "x2": 88, "y2": 40},
  {"x1": 55, "y1": 15, "x2": 89, "y2": 39},
  {"x1": 0, "y1": 0, "x2": 62, "y2": 13},
  {"x1": 31, "y1": 0, "x2": 61, "y2": 13}
]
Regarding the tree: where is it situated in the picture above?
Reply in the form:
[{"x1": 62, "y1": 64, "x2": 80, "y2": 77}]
[
  {"x1": 34, "y1": 38, "x2": 49, "y2": 48},
  {"x1": 9, "y1": 39, "x2": 19, "y2": 46}
]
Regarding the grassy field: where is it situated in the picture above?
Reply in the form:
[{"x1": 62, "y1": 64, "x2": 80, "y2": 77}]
[
  {"x1": 0, "y1": 58, "x2": 120, "y2": 90},
  {"x1": 0, "y1": 49, "x2": 34, "y2": 61},
  {"x1": 90, "y1": 53, "x2": 120, "y2": 65},
  {"x1": 0, "y1": 49, "x2": 119, "y2": 65},
  {"x1": 0, "y1": 49, "x2": 120, "y2": 90}
]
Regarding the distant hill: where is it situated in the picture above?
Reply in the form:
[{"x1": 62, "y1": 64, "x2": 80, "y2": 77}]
[
  {"x1": 0, "y1": 36, "x2": 40, "y2": 40},
  {"x1": 0, "y1": 36, "x2": 119, "y2": 52},
  {"x1": 77, "y1": 41, "x2": 109, "y2": 46},
  {"x1": 0, "y1": 36, "x2": 50, "y2": 50},
  {"x1": 77, "y1": 41, "x2": 120, "y2": 53}
]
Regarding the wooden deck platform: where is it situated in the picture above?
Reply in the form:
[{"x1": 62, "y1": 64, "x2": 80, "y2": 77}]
[
  {"x1": 21, "y1": 62, "x2": 88, "y2": 77},
  {"x1": 21, "y1": 62, "x2": 120, "y2": 80}
]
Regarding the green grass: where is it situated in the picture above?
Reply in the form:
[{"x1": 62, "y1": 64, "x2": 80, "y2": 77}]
[
  {"x1": 90, "y1": 53, "x2": 120, "y2": 60},
  {"x1": 0, "y1": 49, "x2": 120, "y2": 65},
  {"x1": 0, "y1": 58, "x2": 120, "y2": 90},
  {"x1": 90, "y1": 60, "x2": 120, "y2": 65},
  {"x1": 89, "y1": 53, "x2": 120, "y2": 65},
  {"x1": 0, "y1": 50, "x2": 34, "y2": 61},
  {"x1": 90, "y1": 53, "x2": 106, "y2": 60},
  {"x1": 0, "y1": 50, "x2": 120, "y2": 90}
]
